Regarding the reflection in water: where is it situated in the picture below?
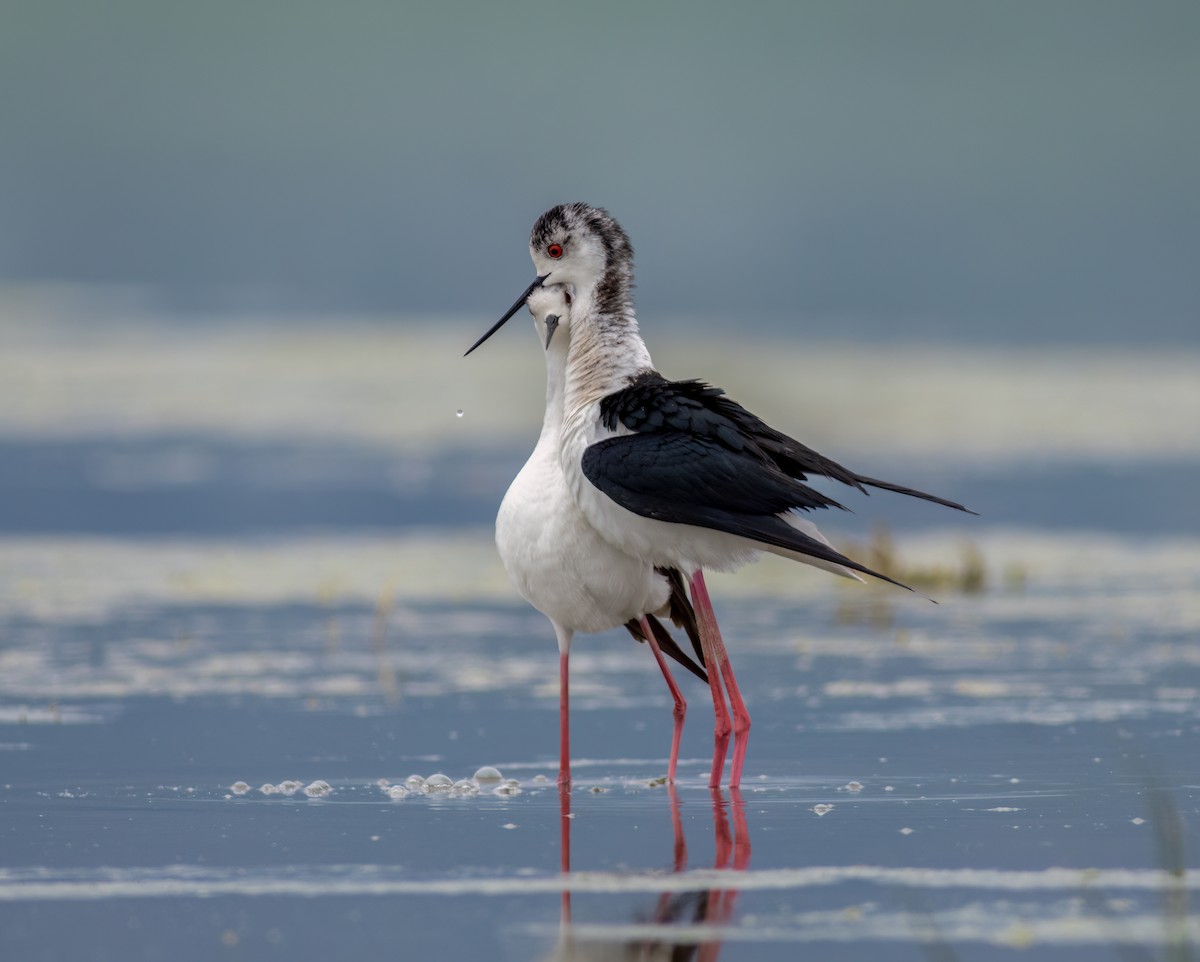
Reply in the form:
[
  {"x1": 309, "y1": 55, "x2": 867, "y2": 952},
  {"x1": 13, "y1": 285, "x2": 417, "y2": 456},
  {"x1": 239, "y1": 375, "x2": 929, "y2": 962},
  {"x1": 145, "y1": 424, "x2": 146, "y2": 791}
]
[{"x1": 548, "y1": 785, "x2": 751, "y2": 960}]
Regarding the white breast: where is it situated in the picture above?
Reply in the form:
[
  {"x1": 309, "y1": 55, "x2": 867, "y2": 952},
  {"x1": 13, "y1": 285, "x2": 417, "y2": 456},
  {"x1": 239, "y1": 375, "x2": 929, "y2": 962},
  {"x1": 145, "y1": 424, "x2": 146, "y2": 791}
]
[{"x1": 497, "y1": 432, "x2": 670, "y2": 635}]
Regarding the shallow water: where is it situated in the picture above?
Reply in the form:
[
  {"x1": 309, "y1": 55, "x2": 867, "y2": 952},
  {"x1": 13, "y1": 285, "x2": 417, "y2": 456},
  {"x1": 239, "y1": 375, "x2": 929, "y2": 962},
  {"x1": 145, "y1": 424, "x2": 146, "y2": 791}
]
[
  {"x1": 1, "y1": 314, "x2": 1198, "y2": 958},
  {"x1": 3, "y1": 527, "x2": 1198, "y2": 959}
]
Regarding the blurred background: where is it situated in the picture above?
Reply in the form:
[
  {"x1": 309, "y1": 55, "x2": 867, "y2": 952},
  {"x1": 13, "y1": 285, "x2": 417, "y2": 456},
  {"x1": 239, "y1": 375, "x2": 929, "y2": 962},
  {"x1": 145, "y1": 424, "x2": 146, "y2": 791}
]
[
  {"x1": 2, "y1": 0, "x2": 1196, "y2": 340},
  {"x1": 3, "y1": 7, "x2": 1200, "y2": 958},
  {"x1": 2, "y1": 0, "x2": 1198, "y2": 544}
]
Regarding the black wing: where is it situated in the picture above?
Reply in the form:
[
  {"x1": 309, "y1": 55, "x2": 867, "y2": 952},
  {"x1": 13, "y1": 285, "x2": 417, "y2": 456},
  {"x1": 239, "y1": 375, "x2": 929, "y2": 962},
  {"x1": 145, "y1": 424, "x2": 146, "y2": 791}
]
[
  {"x1": 583, "y1": 432, "x2": 846, "y2": 518},
  {"x1": 599, "y1": 372, "x2": 975, "y2": 515},
  {"x1": 581, "y1": 433, "x2": 912, "y2": 591}
]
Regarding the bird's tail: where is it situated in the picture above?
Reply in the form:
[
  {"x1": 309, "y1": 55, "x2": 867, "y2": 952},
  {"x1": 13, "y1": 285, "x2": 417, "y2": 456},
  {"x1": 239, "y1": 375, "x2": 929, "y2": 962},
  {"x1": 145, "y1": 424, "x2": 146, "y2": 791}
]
[{"x1": 852, "y1": 473, "x2": 977, "y2": 514}]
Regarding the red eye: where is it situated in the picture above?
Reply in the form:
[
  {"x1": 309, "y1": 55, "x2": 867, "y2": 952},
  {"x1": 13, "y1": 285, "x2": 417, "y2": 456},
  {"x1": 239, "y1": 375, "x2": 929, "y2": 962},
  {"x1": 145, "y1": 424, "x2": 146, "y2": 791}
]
[{"x1": 547, "y1": 243, "x2": 563, "y2": 258}]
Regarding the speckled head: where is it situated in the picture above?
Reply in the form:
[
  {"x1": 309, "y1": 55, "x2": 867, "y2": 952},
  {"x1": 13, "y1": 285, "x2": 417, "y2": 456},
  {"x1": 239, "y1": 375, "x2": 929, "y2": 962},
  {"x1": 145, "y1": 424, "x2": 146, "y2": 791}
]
[
  {"x1": 529, "y1": 203, "x2": 634, "y2": 315},
  {"x1": 464, "y1": 203, "x2": 635, "y2": 357}
]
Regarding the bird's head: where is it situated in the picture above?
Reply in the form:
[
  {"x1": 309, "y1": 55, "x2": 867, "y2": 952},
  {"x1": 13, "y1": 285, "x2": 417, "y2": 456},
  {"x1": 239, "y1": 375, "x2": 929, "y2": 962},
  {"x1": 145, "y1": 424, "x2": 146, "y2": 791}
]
[
  {"x1": 464, "y1": 202, "x2": 633, "y2": 356},
  {"x1": 528, "y1": 202, "x2": 631, "y2": 295},
  {"x1": 526, "y1": 283, "x2": 572, "y2": 351}
]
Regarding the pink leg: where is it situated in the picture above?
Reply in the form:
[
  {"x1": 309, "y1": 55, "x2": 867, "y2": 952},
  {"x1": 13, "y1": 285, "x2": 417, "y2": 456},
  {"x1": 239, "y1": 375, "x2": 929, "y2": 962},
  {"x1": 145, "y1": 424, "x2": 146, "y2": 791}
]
[
  {"x1": 558, "y1": 650, "x2": 571, "y2": 788},
  {"x1": 689, "y1": 570, "x2": 732, "y2": 787},
  {"x1": 640, "y1": 616, "x2": 687, "y2": 783},
  {"x1": 558, "y1": 780, "x2": 572, "y2": 922},
  {"x1": 690, "y1": 571, "x2": 751, "y2": 788}
]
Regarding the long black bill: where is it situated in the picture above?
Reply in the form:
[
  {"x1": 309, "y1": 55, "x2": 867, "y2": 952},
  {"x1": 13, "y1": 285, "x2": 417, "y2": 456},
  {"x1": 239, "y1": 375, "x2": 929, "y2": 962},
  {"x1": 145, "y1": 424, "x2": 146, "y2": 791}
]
[{"x1": 463, "y1": 274, "x2": 548, "y2": 356}]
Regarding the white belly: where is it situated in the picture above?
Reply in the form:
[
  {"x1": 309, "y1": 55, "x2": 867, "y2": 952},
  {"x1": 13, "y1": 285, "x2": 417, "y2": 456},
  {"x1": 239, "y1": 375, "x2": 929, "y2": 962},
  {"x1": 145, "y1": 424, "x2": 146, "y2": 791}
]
[{"x1": 496, "y1": 442, "x2": 670, "y2": 634}]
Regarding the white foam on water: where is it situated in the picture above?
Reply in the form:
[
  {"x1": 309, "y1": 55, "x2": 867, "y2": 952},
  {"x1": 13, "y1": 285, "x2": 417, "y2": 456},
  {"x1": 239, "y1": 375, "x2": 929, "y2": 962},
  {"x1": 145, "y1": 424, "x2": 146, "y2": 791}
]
[
  {"x1": 0, "y1": 863, "x2": 1194, "y2": 902},
  {"x1": 531, "y1": 900, "x2": 1200, "y2": 947}
]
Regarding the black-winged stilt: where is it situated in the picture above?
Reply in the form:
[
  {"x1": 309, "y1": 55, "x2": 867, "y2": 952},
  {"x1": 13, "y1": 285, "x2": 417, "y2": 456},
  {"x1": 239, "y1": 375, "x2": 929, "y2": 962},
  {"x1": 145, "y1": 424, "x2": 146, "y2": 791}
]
[
  {"x1": 495, "y1": 283, "x2": 707, "y2": 787},
  {"x1": 472, "y1": 203, "x2": 973, "y2": 788}
]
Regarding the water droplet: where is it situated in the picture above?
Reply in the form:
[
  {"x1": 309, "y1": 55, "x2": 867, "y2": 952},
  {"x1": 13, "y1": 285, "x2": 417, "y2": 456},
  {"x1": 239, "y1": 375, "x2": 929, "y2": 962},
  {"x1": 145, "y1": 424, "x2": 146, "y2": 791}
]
[
  {"x1": 425, "y1": 773, "x2": 453, "y2": 791},
  {"x1": 230, "y1": 781, "x2": 250, "y2": 795},
  {"x1": 455, "y1": 409, "x2": 464, "y2": 418},
  {"x1": 812, "y1": 803, "x2": 834, "y2": 816},
  {"x1": 472, "y1": 766, "x2": 503, "y2": 785},
  {"x1": 258, "y1": 784, "x2": 278, "y2": 796},
  {"x1": 277, "y1": 780, "x2": 303, "y2": 796},
  {"x1": 453, "y1": 779, "x2": 478, "y2": 796},
  {"x1": 404, "y1": 775, "x2": 426, "y2": 791},
  {"x1": 304, "y1": 780, "x2": 332, "y2": 798},
  {"x1": 386, "y1": 785, "x2": 409, "y2": 800}
]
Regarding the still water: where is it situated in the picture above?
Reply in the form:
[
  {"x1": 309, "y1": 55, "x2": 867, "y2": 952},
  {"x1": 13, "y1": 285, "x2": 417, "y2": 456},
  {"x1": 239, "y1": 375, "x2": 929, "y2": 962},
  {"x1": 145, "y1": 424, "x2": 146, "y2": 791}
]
[{"x1": 1, "y1": 309, "x2": 1197, "y2": 958}]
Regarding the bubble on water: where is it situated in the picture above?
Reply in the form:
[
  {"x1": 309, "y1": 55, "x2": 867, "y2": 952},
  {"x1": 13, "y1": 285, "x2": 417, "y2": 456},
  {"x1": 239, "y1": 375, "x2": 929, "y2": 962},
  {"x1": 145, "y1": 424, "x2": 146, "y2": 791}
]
[
  {"x1": 899, "y1": 827, "x2": 914, "y2": 835},
  {"x1": 304, "y1": 780, "x2": 332, "y2": 798},
  {"x1": 425, "y1": 773, "x2": 454, "y2": 791},
  {"x1": 812, "y1": 803, "x2": 834, "y2": 816},
  {"x1": 842, "y1": 781, "x2": 864, "y2": 793},
  {"x1": 472, "y1": 766, "x2": 503, "y2": 785},
  {"x1": 277, "y1": 780, "x2": 303, "y2": 796},
  {"x1": 501, "y1": 822, "x2": 518, "y2": 830},
  {"x1": 404, "y1": 775, "x2": 426, "y2": 791},
  {"x1": 455, "y1": 409, "x2": 464, "y2": 419},
  {"x1": 386, "y1": 785, "x2": 409, "y2": 800},
  {"x1": 375, "y1": 778, "x2": 392, "y2": 789},
  {"x1": 532, "y1": 774, "x2": 549, "y2": 784},
  {"x1": 1130, "y1": 817, "x2": 1146, "y2": 826},
  {"x1": 453, "y1": 779, "x2": 479, "y2": 796},
  {"x1": 884, "y1": 785, "x2": 895, "y2": 792},
  {"x1": 503, "y1": 778, "x2": 520, "y2": 788},
  {"x1": 230, "y1": 781, "x2": 251, "y2": 795},
  {"x1": 493, "y1": 783, "x2": 522, "y2": 796},
  {"x1": 259, "y1": 784, "x2": 278, "y2": 796}
]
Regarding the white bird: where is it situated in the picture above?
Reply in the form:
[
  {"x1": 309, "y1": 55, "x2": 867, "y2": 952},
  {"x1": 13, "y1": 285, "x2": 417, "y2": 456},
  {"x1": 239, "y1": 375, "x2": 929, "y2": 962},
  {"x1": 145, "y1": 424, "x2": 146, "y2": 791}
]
[
  {"x1": 494, "y1": 283, "x2": 707, "y2": 787},
  {"x1": 471, "y1": 203, "x2": 974, "y2": 788}
]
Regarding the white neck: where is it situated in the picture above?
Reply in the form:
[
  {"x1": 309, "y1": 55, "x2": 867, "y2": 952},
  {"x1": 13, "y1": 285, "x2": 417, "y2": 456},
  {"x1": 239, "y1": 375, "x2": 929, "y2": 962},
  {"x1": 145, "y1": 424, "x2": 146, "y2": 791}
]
[
  {"x1": 562, "y1": 284, "x2": 654, "y2": 421},
  {"x1": 537, "y1": 327, "x2": 570, "y2": 443}
]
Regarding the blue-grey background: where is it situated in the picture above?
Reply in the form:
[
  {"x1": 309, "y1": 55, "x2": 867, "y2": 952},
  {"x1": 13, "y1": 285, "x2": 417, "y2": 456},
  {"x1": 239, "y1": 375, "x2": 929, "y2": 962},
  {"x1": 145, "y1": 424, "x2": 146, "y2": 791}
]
[
  {"x1": 3, "y1": 4, "x2": 1199, "y2": 959},
  {"x1": 2, "y1": 0, "x2": 1197, "y2": 341}
]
